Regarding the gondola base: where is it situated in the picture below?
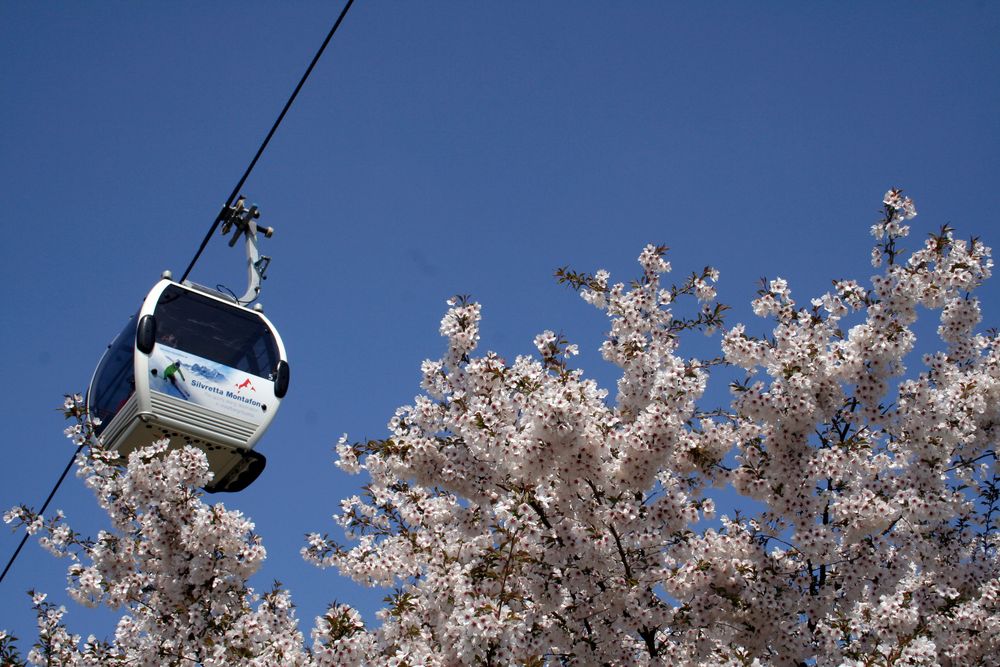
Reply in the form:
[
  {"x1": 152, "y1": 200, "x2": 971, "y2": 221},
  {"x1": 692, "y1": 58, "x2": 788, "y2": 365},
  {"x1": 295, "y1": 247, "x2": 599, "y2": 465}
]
[{"x1": 95, "y1": 394, "x2": 267, "y2": 493}]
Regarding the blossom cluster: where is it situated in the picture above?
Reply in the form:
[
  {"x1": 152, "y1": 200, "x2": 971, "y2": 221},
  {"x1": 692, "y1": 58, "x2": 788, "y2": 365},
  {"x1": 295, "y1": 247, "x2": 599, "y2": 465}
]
[
  {"x1": 308, "y1": 191, "x2": 999, "y2": 665},
  {"x1": 4, "y1": 403, "x2": 310, "y2": 666}
]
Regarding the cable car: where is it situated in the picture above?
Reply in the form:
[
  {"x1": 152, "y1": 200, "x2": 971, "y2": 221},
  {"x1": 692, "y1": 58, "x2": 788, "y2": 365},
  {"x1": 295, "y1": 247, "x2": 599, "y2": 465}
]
[{"x1": 86, "y1": 200, "x2": 289, "y2": 492}]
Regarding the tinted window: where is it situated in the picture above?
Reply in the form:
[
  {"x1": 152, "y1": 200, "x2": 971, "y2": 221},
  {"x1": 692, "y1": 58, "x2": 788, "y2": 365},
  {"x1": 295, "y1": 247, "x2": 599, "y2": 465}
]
[
  {"x1": 154, "y1": 285, "x2": 280, "y2": 377},
  {"x1": 90, "y1": 315, "x2": 137, "y2": 434}
]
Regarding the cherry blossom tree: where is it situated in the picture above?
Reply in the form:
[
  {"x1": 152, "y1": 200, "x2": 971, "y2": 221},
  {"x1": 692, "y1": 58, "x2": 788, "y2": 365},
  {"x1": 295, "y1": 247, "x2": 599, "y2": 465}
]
[
  {"x1": 306, "y1": 190, "x2": 998, "y2": 665},
  {"x1": 5, "y1": 190, "x2": 999, "y2": 665},
  {"x1": 4, "y1": 398, "x2": 311, "y2": 666}
]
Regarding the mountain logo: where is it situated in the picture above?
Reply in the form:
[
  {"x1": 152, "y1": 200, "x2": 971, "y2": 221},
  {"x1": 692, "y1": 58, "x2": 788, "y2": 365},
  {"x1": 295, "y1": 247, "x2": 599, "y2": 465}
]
[{"x1": 234, "y1": 378, "x2": 256, "y2": 393}]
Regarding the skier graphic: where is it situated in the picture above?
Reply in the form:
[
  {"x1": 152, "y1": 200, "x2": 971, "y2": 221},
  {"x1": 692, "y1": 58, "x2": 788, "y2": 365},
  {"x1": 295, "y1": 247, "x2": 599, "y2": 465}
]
[{"x1": 163, "y1": 360, "x2": 190, "y2": 399}]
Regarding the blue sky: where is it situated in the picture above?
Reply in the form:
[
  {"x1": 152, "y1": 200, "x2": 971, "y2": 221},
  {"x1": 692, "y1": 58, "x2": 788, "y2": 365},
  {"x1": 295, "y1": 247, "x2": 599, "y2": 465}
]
[{"x1": 2, "y1": 1, "x2": 999, "y2": 651}]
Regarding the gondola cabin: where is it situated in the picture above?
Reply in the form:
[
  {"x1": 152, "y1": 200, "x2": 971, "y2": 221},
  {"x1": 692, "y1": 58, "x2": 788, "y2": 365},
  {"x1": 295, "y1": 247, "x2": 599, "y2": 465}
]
[{"x1": 87, "y1": 277, "x2": 289, "y2": 492}]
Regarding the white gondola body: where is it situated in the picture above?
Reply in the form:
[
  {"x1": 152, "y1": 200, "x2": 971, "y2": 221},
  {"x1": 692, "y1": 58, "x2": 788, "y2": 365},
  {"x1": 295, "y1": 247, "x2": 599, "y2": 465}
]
[{"x1": 87, "y1": 279, "x2": 288, "y2": 492}]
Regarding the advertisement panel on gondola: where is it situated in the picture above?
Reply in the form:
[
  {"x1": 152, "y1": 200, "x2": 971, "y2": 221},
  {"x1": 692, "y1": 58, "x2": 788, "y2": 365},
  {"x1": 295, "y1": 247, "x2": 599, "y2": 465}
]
[{"x1": 148, "y1": 344, "x2": 274, "y2": 425}]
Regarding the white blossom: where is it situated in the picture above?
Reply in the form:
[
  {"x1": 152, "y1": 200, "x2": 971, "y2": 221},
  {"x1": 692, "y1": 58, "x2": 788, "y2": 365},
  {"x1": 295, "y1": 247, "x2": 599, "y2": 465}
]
[{"x1": 306, "y1": 190, "x2": 998, "y2": 665}]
